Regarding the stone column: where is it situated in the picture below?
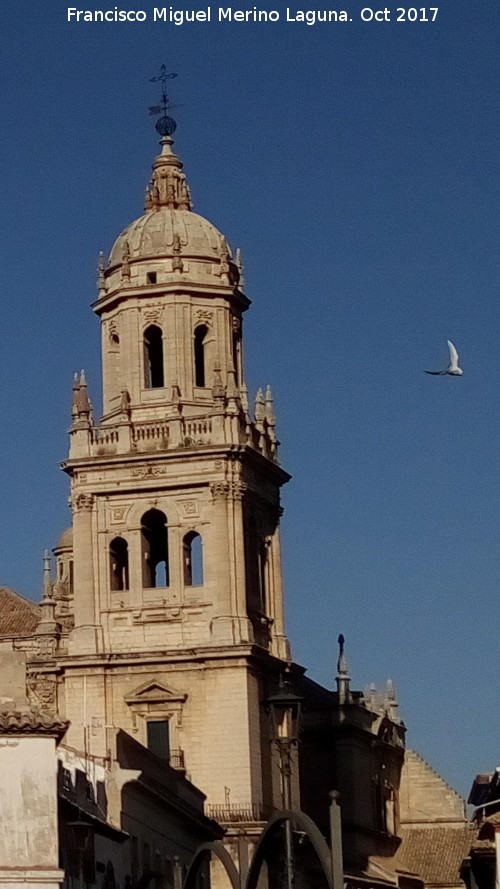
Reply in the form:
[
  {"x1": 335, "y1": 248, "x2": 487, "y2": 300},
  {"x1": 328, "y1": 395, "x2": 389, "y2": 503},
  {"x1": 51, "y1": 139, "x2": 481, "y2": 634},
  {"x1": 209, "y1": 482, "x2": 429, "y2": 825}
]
[
  {"x1": 268, "y1": 524, "x2": 290, "y2": 660},
  {"x1": 209, "y1": 482, "x2": 233, "y2": 643},
  {"x1": 69, "y1": 492, "x2": 103, "y2": 653}
]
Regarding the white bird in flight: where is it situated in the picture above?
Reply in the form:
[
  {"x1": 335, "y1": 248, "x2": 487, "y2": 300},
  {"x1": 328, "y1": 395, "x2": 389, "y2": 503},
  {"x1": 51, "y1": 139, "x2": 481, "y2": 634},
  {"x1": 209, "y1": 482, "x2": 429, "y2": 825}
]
[{"x1": 425, "y1": 340, "x2": 463, "y2": 376}]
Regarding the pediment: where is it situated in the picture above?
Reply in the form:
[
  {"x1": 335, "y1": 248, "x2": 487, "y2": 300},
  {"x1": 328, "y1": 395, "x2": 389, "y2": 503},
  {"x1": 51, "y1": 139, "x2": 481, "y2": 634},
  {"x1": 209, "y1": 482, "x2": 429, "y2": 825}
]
[{"x1": 124, "y1": 680, "x2": 187, "y2": 706}]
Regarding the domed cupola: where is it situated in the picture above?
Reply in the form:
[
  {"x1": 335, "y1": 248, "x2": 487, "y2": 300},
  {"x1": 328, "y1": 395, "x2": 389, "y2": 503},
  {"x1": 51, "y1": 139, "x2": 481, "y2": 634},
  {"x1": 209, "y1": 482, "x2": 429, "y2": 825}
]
[
  {"x1": 101, "y1": 135, "x2": 241, "y2": 296},
  {"x1": 90, "y1": 115, "x2": 252, "y2": 424}
]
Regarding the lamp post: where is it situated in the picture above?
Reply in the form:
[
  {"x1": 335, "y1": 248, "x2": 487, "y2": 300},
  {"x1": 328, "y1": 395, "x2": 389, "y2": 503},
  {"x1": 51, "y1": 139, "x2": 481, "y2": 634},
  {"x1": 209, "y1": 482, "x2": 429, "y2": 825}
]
[
  {"x1": 265, "y1": 677, "x2": 303, "y2": 889},
  {"x1": 68, "y1": 818, "x2": 94, "y2": 889}
]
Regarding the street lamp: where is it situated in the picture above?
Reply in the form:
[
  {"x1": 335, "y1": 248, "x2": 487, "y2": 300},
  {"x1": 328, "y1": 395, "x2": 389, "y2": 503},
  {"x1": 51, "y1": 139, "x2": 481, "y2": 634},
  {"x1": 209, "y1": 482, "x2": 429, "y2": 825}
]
[
  {"x1": 264, "y1": 677, "x2": 303, "y2": 889},
  {"x1": 68, "y1": 818, "x2": 94, "y2": 889}
]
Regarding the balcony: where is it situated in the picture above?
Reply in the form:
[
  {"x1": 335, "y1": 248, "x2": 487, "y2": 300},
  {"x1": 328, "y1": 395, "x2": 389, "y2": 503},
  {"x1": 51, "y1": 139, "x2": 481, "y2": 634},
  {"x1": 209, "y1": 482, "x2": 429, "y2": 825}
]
[{"x1": 205, "y1": 802, "x2": 272, "y2": 824}]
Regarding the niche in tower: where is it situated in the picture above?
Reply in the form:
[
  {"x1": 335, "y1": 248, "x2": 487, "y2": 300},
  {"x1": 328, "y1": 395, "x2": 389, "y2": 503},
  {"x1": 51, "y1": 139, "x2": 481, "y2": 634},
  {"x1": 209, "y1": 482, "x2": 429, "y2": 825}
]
[
  {"x1": 141, "y1": 509, "x2": 169, "y2": 588},
  {"x1": 144, "y1": 324, "x2": 164, "y2": 388}
]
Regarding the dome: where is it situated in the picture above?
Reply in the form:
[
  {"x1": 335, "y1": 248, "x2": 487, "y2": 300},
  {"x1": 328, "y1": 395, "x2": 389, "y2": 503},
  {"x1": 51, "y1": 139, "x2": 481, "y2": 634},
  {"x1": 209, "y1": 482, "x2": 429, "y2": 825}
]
[
  {"x1": 108, "y1": 207, "x2": 227, "y2": 268},
  {"x1": 54, "y1": 527, "x2": 73, "y2": 551}
]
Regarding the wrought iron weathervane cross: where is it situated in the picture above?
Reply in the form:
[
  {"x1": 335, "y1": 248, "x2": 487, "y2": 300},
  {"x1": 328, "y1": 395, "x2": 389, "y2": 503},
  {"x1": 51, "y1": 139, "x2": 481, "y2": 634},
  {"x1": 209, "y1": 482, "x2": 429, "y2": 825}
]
[{"x1": 149, "y1": 65, "x2": 178, "y2": 136}]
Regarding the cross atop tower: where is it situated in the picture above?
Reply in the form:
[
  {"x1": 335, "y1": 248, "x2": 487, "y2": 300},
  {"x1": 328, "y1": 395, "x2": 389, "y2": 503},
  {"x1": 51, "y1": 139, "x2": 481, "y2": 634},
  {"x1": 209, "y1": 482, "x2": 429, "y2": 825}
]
[{"x1": 149, "y1": 65, "x2": 178, "y2": 137}]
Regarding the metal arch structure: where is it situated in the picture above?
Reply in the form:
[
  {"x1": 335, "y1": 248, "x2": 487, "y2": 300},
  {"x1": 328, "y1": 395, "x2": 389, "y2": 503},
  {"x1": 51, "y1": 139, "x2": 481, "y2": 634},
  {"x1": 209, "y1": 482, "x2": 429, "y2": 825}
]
[
  {"x1": 183, "y1": 809, "x2": 334, "y2": 889},
  {"x1": 183, "y1": 840, "x2": 241, "y2": 889},
  {"x1": 245, "y1": 809, "x2": 333, "y2": 889}
]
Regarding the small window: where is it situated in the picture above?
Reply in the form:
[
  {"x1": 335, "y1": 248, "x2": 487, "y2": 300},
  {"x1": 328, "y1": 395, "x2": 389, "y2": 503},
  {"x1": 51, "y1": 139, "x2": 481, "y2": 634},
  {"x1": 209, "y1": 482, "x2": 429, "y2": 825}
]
[
  {"x1": 144, "y1": 325, "x2": 164, "y2": 389},
  {"x1": 147, "y1": 272, "x2": 157, "y2": 285},
  {"x1": 194, "y1": 325, "x2": 208, "y2": 387},
  {"x1": 147, "y1": 720, "x2": 170, "y2": 761},
  {"x1": 183, "y1": 532, "x2": 203, "y2": 586}
]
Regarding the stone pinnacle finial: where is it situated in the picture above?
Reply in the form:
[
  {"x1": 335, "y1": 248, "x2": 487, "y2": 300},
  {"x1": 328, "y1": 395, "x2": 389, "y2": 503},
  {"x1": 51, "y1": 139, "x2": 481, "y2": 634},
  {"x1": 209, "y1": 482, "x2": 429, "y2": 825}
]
[
  {"x1": 264, "y1": 386, "x2": 276, "y2": 427},
  {"x1": 336, "y1": 633, "x2": 351, "y2": 705},
  {"x1": 72, "y1": 370, "x2": 92, "y2": 421},
  {"x1": 71, "y1": 372, "x2": 80, "y2": 419},
  {"x1": 235, "y1": 248, "x2": 245, "y2": 288},
  {"x1": 386, "y1": 679, "x2": 399, "y2": 721},
  {"x1": 212, "y1": 360, "x2": 225, "y2": 402},
  {"x1": 240, "y1": 382, "x2": 250, "y2": 417},
  {"x1": 255, "y1": 388, "x2": 265, "y2": 423},
  {"x1": 146, "y1": 67, "x2": 192, "y2": 212},
  {"x1": 97, "y1": 251, "x2": 107, "y2": 295},
  {"x1": 43, "y1": 550, "x2": 52, "y2": 601}
]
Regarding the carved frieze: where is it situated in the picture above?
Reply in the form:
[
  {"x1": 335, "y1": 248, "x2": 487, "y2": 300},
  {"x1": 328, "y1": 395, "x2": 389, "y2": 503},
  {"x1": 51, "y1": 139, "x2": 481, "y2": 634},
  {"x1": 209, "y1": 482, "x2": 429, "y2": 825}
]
[
  {"x1": 110, "y1": 506, "x2": 130, "y2": 524},
  {"x1": 195, "y1": 309, "x2": 213, "y2": 325},
  {"x1": 73, "y1": 493, "x2": 94, "y2": 512},
  {"x1": 178, "y1": 500, "x2": 199, "y2": 516},
  {"x1": 131, "y1": 465, "x2": 168, "y2": 478},
  {"x1": 27, "y1": 676, "x2": 57, "y2": 711},
  {"x1": 142, "y1": 305, "x2": 164, "y2": 324},
  {"x1": 230, "y1": 480, "x2": 247, "y2": 501},
  {"x1": 210, "y1": 481, "x2": 229, "y2": 500}
]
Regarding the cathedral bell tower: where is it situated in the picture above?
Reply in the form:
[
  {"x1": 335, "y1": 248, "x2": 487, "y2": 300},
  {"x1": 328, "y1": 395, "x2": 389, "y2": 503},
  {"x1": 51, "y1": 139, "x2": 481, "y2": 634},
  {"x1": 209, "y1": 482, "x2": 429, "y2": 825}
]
[
  {"x1": 57, "y1": 81, "x2": 296, "y2": 820},
  {"x1": 63, "y1": 120, "x2": 291, "y2": 666}
]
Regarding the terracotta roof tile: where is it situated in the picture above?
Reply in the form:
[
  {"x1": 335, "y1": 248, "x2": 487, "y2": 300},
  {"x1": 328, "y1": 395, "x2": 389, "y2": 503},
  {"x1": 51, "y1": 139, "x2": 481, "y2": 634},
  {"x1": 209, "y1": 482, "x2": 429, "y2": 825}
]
[
  {"x1": 394, "y1": 826, "x2": 476, "y2": 886},
  {"x1": 0, "y1": 587, "x2": 41, "y2": 636},
  {"x1": 0, "y1": 707, "x2": 68, "y2": 740}
]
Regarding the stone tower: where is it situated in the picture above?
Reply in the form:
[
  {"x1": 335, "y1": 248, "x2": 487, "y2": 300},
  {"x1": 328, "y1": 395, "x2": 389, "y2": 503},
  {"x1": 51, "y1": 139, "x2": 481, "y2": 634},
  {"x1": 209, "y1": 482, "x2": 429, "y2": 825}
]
[{"x1": 58, "y1": 128, "x2": 292, "y2": 814}]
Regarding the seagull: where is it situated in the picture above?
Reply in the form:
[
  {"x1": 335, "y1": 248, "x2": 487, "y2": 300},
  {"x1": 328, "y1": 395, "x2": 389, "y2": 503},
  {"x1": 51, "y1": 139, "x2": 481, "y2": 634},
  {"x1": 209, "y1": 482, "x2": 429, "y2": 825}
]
[{"x1": 425, "y1": 340, "x2": 463, "y2": 376}]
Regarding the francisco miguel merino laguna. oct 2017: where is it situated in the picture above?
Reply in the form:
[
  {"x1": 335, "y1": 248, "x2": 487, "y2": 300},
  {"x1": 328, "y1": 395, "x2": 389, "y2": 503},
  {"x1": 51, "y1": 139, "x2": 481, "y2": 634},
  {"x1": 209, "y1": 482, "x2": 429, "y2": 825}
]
[{"x1": 66, "y1": 7, "x2": 352, "y2": 23}]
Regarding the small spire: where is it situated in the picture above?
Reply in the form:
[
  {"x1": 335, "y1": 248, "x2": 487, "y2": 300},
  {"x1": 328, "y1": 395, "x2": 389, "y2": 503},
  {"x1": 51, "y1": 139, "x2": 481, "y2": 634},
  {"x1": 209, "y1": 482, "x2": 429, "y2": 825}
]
[
  {"x1": 120, "y1": 389, "x2": 131, "y2": 417},
  {"x1": 212, "y1": 360, "x2": 225, "y2": 402},
  {"x1": 240, "y1": 382, "x2": 250, "y2": 416},
  {"x1": 146, "y1": 68, "x2": 192, "y2": 211},
  {"x1": 43, "y1": 549, "x2": 52, "y2": 601},
  {"x1": 171, "y1": 378, "x2": 181, "y2": 405},
  {"x1": 172, "y1": 231, "x2": 183, "y2": 272},
  {"x1": 235, "y1": 248, "x2": 245, "y2": 288},
  {"x1": 386, "y1": 679, "x2": 399, "y2": 721},
  {"x1": 226, "y1": 364, "x2": 240, "y2": 415},
  {"x1": 97, "y1": 251, "x2": 107, "y2": 295},
  {"x1": 255, "y1": 388, "x2": 265, "y2": 423},
  {"x1": 336, "y1": 633, "x2": 351, "y2": 705},
  {"x1": 121, "y1": 241, "x2": 131, "y2": 281},
  {"x1": 264, "y1": 386, "x2": 276, "y2": 426},
  {"x1": 72, "y1": 370, "x2": 92, "y2": 420},
  {"x1": 71, "y1": 372, "x2": 80, "y2": 419},
  {"x1": 147, "y1": 136, "x2": 193, "y2": 211}
]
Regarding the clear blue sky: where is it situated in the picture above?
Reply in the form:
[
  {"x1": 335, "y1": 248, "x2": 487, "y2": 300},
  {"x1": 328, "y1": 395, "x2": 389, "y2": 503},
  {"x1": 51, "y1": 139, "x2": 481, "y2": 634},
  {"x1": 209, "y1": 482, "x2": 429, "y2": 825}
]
[{"x1": 1, "y1": 0, "x2": 499, "y2": 797}]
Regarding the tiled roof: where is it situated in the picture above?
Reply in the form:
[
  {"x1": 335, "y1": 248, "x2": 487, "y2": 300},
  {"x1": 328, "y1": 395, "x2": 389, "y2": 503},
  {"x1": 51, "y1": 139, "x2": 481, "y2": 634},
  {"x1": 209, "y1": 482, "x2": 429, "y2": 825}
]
[
  {"x1": 0, "y1": 587, "x2": 41, "y2": 636},
  {"x1": 394, "y1": 826, "x2": 476, "y2": 886},
  {"x1": 0, "y1": 707, "x2": 68, "y2": 739}
]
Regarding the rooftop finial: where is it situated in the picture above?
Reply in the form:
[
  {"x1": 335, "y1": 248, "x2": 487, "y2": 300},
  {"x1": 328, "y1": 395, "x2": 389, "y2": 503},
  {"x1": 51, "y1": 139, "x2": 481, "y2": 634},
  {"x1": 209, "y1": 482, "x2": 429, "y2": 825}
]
[
  {"x1": 43, "y1": 549, "x2": 52, "y2": 601},
  {"x1": 149, "y1": 65, "x2": 178, "y2": 138},
  {"x1": 145, "y1": 68, "x2": 192, "y2": 211},
  {"x1": 336, "y1": 633, "x2": 351, "y2": 705}
]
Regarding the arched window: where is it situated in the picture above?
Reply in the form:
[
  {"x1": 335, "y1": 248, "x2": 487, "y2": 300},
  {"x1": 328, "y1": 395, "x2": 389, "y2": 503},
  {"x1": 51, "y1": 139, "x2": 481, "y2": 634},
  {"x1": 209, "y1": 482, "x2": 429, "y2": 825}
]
[
  {"x1": 193, "y1": 325, "x2": 208, "y2": 387},
  {"x1": 144, "y1": 325, "x2": 164, "y2": 389},
  {"x1": 109, "y1": 537, "x2": 129, "y2": 591},
  {"x1": 183, "y1": 532, "x2": 203, "y2": 586},
  {"x1": 141, "y1": 509, "x2": 169, "y2": 588}
]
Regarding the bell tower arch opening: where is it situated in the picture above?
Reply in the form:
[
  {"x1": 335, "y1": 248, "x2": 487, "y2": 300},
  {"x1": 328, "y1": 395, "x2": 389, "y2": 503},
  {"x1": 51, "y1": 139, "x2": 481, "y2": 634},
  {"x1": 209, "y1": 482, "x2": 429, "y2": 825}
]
[
  {"x1": 141, "y1": 509, "x2": 169, "y2": 588},
  {"x1": 109, "y1": 537, "x2": 129, "y2": 591},
  {"x1": 144, "y1": 324, "x2": 164, "y2": 389},
  {"x1": 193, "y1": 324, "x2": 208, "y2": 388},
  {"x1": 183, "y1": 531, "x2": 203, "y2": 586}
]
